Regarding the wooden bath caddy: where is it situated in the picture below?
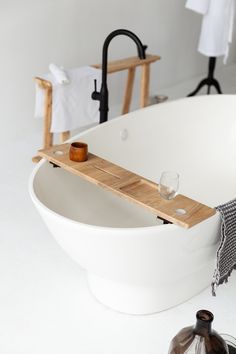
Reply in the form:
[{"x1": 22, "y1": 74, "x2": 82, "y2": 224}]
[{"x1": 38, "y1": 143, "x2": 216, "y2": 229}]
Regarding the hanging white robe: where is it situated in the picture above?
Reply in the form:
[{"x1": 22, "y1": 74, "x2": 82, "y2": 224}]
[{"x1": 186, "y1": 0, "x2": 235, "y2": 62}]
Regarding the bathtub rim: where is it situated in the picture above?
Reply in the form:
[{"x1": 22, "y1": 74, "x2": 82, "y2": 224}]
[{"x1": 29, "y1": 95, "x2": 227, "y2": 232}]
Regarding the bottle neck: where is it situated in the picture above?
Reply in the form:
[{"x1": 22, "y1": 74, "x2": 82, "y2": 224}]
[
  {"x1": 194, "y1": 310, "x2": 213, "y2": 336},
  {"x1": 194, "y1": 319, "x2": 212, "y2": 335}
]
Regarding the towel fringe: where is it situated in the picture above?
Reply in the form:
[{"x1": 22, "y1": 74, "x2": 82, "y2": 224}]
[{"x1": 212, "y1": 262, "x2": 236, "y2": 296}]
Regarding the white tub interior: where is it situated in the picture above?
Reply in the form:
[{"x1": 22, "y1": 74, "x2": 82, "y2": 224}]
[{"x1": 33, "y1": 164, "x2": 160, "y2": 227}]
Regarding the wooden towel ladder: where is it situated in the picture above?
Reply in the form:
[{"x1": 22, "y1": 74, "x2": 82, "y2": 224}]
[{"x1": 32, "y1": 54, "x2": 160, "y2": 162}]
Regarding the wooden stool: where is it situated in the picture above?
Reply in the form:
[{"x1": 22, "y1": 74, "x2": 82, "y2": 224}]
[{"x1": 32, "y1": 54, "x2": 160, "y2": 163}]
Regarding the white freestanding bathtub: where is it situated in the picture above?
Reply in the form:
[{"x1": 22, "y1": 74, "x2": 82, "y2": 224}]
[{"x1": 29, "y1": 95, "x2": 236, "y2": 314}]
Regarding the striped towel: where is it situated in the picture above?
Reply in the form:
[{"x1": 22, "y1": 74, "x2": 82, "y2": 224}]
[{"x1": 212, "y1": 198, "x2": 236, "y2": 296}]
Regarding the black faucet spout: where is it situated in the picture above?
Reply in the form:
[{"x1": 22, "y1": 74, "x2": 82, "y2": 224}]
[{"x1": 92, "y1": 29, "x2": 147, "y2": 124}]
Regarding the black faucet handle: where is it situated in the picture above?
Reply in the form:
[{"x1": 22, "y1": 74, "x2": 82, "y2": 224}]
[
  {"x1": 143, "y1": 45, "x2": 148, "y2": 57},
  {"x1": 137, "y1": 44, "x2": 147, "y2": 60},
  {"x1": 94, "y1": 79, "x2": 97, "y2": 91},
  {"x1": 91, "y1": 79, "x2": 100, "y2": 101}
]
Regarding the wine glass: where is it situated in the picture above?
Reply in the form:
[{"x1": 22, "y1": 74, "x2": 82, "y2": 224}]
[{"x1": 159, "y1": 171, "x2": 179, "y2": 200}]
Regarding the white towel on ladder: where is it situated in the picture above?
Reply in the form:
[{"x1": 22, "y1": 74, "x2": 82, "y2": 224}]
[
  {"x1": 186, "y1": 0, "x2": 235, "y2": 63},
  {"x1": 35, "y1": 66, "x2": 101, "y2": 133}
]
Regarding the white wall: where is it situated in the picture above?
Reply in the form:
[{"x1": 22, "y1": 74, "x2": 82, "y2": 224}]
[{"x1": 1, "y1": 0, "x2": 236, "y2": 143}]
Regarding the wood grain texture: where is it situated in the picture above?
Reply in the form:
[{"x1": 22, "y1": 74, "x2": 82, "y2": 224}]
[
  {"x1": 32, "y1": 155, "x2": 42, "y2": 163},
  {"x1": 43, "y1": 82, "x2": 53, "y2": 149},
  {"x1": 38, "y1": 143, "x2": 216, "y2": 229},
  {"x1": 122, "y1": 67, "x2": 136, "y2": 114},
  {"x1": 92, "y1": 54, "x2": 160, "y2": 73},
  {"x1": 33, "y1": 80, "x2": 69, "y2": 161},
  {"x1": 32, "y1": 77, "x2": 53, "y2": 162},
  {"x1": 140, "y1": 63, "x2": 150, "y2": 108},
  {"x1": 60, "y1": 131, "x2": 70, "y2": 142}
]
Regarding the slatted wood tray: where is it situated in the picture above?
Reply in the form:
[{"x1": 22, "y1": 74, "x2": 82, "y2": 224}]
[{"x1": 38, "y1": 143, "x2": 216, "y2": 229}]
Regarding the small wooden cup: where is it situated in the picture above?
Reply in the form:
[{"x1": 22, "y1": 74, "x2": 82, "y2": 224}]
[{"x1": 69, "y1": 142, "x2": 88, "y2": 162}]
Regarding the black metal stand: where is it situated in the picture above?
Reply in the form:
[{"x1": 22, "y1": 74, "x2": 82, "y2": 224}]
[
  {"x1": 157, "y1": 216, "x2": 172, "y2": 225},
  {"x1": 187, "y1": 57, "x2": 223, "y2": 97}
]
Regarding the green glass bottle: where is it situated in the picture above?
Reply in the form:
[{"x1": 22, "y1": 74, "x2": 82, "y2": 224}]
[{"x1": 168, "y1": 310, "x2": 228, "y2": 354}]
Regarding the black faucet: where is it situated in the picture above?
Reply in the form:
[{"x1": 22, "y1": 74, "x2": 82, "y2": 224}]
[{"x1": 92, "y1": 29, "x2": 147, "y2": 124}]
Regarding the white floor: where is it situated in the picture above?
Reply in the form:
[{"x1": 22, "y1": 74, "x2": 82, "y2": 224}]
[{"x1": 1, "y1": 65, "x2": 236, "y2": 354}]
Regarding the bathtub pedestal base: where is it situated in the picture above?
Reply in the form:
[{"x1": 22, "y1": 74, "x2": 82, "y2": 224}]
[
  {"x1": 87, "y1": 274, "x2": 162, "y2": 314},
  {"x1": 87, "y1": 272, "x2": 211, "y2": 315}
]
